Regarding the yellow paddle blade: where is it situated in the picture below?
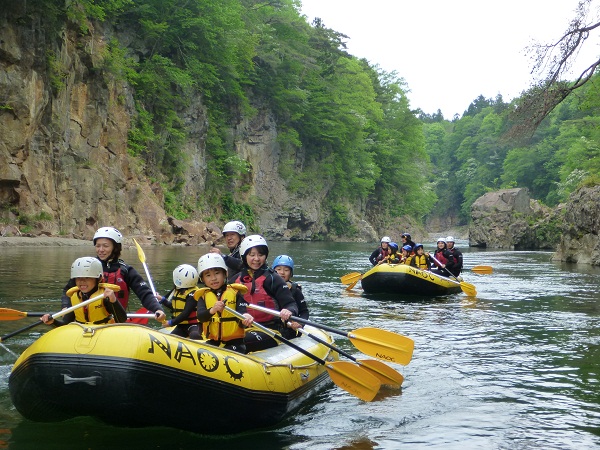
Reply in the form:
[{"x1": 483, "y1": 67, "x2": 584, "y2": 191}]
[
  {"x1": 325, "y1": 361, "x2": 381, "y2": 402},
  {"x1": 460, "y1": 281, "x2": 477, "y2": 297},
  {"x1": 340, "y1": 272, "x2": 362, "y2": 285},
  {"x1": 0, "y1": 308, "x2": 29, "y2": 321},
  {"x1": 357, "y1": 359, "x2": 404, "y2": 388},
  {"x1": 470, "y1": 265, "x2": 493, "y2": 274},
  {"x1": 133, "y1": 238, "x2": 146, "y2": 264},
  {"x1": 345, "y1": 279, "x2": 360, "y2": 291},
  {"x1": 348, "y1": 327, "x2": 414, "y2": 366}
]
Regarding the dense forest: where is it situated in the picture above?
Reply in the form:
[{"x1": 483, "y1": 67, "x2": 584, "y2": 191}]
[{"x1": 14, "y1": 0, "x2": 600, "y2": 235}]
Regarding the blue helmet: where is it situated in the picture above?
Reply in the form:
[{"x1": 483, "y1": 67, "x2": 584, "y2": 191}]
[
  {"x1": 402, "y1": 245, "x2": 412, "y2": 252},
  {"x1": 272, "y1": 254, "x2": 294, "y2": 275},
  {"x1": 414, "y1": 243, "x2": 424, "y2": 251},
  {"x1": 389, "y1": 242, "x2": 399, "y2": 252}
]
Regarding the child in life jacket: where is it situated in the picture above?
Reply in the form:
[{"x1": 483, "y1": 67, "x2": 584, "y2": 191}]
[
  {"x1": 399, "y1": 245, "x2": 413, "y2": 265},
  {"x1": 158, "y1": 264, "x2": 200, "y2": 338},
  {"x1": 379, "y1": 242, "x2": 401, "y2": 264},
  {"x1": 42, "y1": 257, "x2": 127, "y2": 326},
  {"x1": 193, "y1": 253, "x2": 253, "y2": 353},
  {"x1": 410, "y1": 243, "x2": 433, "y2": 270},
  {"x1": 272, "y1": 255, "x2": 309, "y2": 339},
  {"x1": 235, "y1": 235, "x2": 299, "y2": 352}
]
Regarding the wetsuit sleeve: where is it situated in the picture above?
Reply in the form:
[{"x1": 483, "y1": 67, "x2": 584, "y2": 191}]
[
  {"x1": 236, "y1": 292, "x2": 248, "y2": 314},
  {"x1": 103, "y1": 297, "x2": 128, "y2": 323},
  {"x1": 369, "y1": 248, "x2": 380, "y2": 266},
  {"x1": 52, "y1": 311, "x2": 75, "y2": 327},
  {"x1": 169, "y1": 293, "x2": 197, "y2": 327},
  {"x1": 196, "y1": 295, "x2": 212, "y2": 323},
  {"x1": 293, "y1": 285, "x2": 309, "y2": 320},
  {"x1": 61, "y1": 278, "x2": 77, "y2": 309},
  {"x1": 444, "y1": 251, "x2": 457, "y2": 270},
  {"x1": 160, "y1": 289, "x2": 175, "y2": 312},
  {"x1": 223, "y1": 254, "x2": 243, "y2": 273},
  {"x1": 265, "y1": 272, "x2": 298, "y2": 316},
  {"x1": 124, "y1": 264, "x2": 164, "y2": 313}
]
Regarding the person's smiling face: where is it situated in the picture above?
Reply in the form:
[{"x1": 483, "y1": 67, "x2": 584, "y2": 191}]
[
  {"x1": 76, "y1": 277, "x2": 98, "y2": 294},
  {"x1": 95, "y1": 238, "x2": 114, "y2": 261},
  {"x1": 246, "y1": 248, "x2": 267, "y2": 271},
  {"x1": 202, "y1": 268, "x2": 226, "y2": 290}
]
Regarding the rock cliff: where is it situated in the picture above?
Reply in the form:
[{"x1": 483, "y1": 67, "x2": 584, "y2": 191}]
[
  {"x1": 552, "y1": 186, "x2": 600, "y2": 265},
  {"x1": 469, "y1": 188, "x2": 560, "y2": 249},
  {"x1": 0, "y1": 7, "x2": 373, "y2": 244}
]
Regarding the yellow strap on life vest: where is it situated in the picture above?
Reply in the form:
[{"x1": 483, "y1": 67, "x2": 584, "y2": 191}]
[
  {"x1": 67, "y1": 283, "x2": 121, "y2": 297},
  {"x1": 193, "y1": 287, "x2": 212, "y2": 301},
  {"x1": 99, "y1": 283, "x2": 121, "y2": 291},
  {"x1": 229, "y1": 283, "x2": 248, "y2": 295},
  {"x1": 66, "y1": 286, "x2": 79, "y2": 296}
]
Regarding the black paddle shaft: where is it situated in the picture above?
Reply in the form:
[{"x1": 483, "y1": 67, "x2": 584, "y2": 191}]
[{"x1": 0, "y1": 320, "x2": 44, "y2": 343}]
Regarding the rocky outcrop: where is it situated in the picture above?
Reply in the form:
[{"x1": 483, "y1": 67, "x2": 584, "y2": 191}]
[
  {"x1": 552, "y1": 186, "x2": 600, "y2": 265},
  {"x1": 0, "y1": 8, "x2": 172, "y2": 242},
  {"x1": 469, "y1": 188, "x2": 560, "y2": 249},
  {"x1": 0, "y1": 8, "x2": 351, "y2": 244}
]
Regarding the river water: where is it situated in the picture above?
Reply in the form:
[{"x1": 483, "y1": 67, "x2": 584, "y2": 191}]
[{"x1": 1, "y1": 240, "x2": 600, "y2": 449}]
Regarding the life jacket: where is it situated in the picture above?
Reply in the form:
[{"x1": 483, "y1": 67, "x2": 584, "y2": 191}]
[
  {"x1": 411, "y1": 254, "x2": 429, "y2": 270},
  {"x1": 384, "y1": 253, "x2": 400, "y2": 264},
  {"x1": 401, "y1": 255, "x2": 413, "y2": 266},
  {"x1": 236, "y1": 271, "x2": 278, "y2": 324},
  {"x1": 376, "y1": 247, "x2": 391, "y2": 262},
  {"x1": 102, "y1": 263, "x2": 129, "y2": 309},
  {"x1": 197, "y1": 284, "x2": 247, "y2": 341},
  {"x1": 70, "y1": 287, "x2": 114, "y2": 324},
  {"x1": 170, "y1": 287, "x2": 199, "y2": 325},
  {"x1": 433, "y1": 249, "x2": 448, "y2": 266}
]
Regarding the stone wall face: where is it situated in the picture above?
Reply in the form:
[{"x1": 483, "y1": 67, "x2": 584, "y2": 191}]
[
  {"x1": 552, "y1": 186, "x2": 600, "y2": 265},
  {"x1": 0, "y1": 12, "x2": 169, "y2": 241},
  {"x1": 469, "y1": 188, "x2": 560, "y2": 250},
  {"x1": 0, "y1": 11, "x2": 337, "y2": 243}
]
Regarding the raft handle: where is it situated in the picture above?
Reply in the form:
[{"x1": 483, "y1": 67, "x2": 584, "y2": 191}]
[{"x1": 63, "y1": 373, "x2": 101, "y2": 386}]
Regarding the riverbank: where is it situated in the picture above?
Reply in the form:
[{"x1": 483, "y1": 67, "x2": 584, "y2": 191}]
[{"x1": 0, "y1": 236, "x2": 89, "y2": 247}]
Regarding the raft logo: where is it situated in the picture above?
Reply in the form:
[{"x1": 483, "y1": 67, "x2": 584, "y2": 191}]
[
  {"x1": 375, "y1": 352, "x2": 396, "y2": 363},
  {"x1": 407, "y1": 266, "x2": 435, "y2": 281},
  {"x1": 146, "y1": 333, "x2": 245, "y2": 381}
]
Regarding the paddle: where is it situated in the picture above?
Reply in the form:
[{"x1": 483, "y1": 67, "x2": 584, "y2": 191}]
[
  {"x1": 0, "y1": 308, "x2": 156, "y2": 322},
  {"x1": 127, "y1": 307, "x2": 153, "y2": 324},
  {"x1": 225, "y1": 306, "x2": 381, "y2": 402},
  {"x1": 340, "y1": 272, "x2": 363, "y2": 291},
  {"x1": 0, "y1": 286, "x2": 120, "y2": 343},
  {"x1": 470, "y1": 265, "x2": 493, "y2": 274},
  {"x1": 132, "y1": 238, "x2": 158, "y2": 296},
  {"x1": 246, "y1": 304, "x2": 414, "y2": 365},
  {"x1": 292, "y1": 324, "x2": 404, "y2": 388},
  {"x1": 340, "y1": 272, "x2": 362, "y2": 284},
  {"x1": 429, "y1": 254, "x2": 477, "y2": 297}
]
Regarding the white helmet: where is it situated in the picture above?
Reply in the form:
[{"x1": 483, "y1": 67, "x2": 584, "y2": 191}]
[
  {"x1": 93, "y1": 227, "x2": 123, "y2": 244},
  {"x1": 222, "y1": 220, "x2": 247, "y2": 236},
  {"x1": 445, "y1": 236, "x2": 455, "y2": 243},
  {"x1": 173, "y1": 264, "x2": 199, "y2": 288},
  {"x1": 197, "y1": 253, "x2": 228, "y2": 276},
  {"x1": 71, "y1": 257, "x2": 103, "y2": 279},
  {"x1": 437, "y1": 237, "x2": 446, "y2": 243},
  {"x1": 240, "y1": 234, "x2": 268, "y2": 258},
  {"x1": 381, "y1": 236, "x2": 391, "y2": 243}
]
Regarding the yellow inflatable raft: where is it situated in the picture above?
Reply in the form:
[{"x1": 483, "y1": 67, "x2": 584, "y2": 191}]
[
  {"x1": 360, "y1": 263, "x2": 463, "y2": 296},
  {"x1": 9, "y1": 322, "x2": 338, "y2": 434}
]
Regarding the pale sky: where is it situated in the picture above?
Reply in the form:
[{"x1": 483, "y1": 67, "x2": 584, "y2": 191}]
[{"x1": 300, "y1": 0, "x2": 600, "y2": 118}]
